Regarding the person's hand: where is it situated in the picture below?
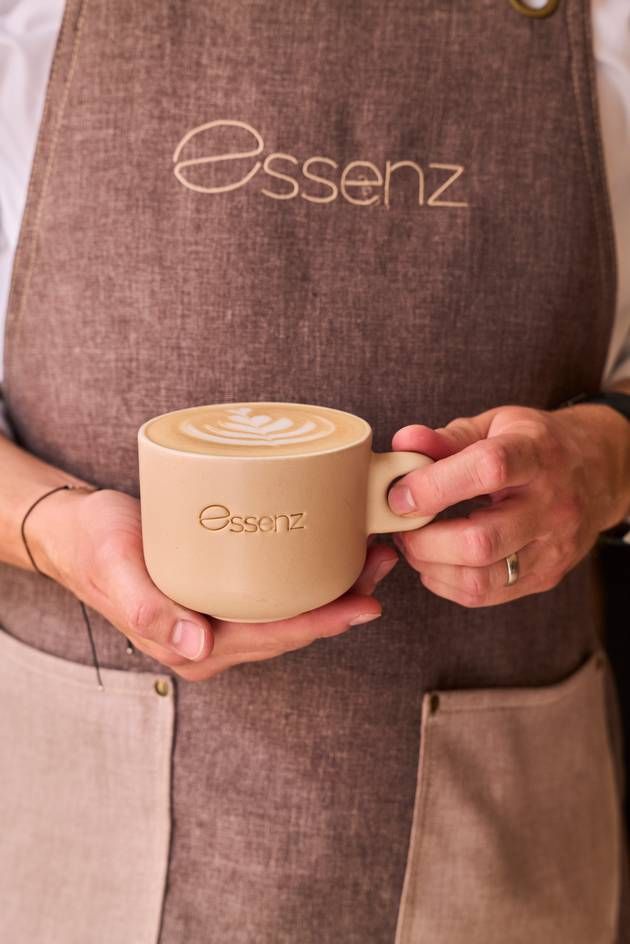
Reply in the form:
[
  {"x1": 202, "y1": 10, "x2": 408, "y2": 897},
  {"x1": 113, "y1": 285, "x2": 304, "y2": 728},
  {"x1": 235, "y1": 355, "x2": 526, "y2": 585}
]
[
  {"x1": 387, "y1": 403, "x2": 630, "y2": 608},
  {"x1": 28, "y1": 487, "x2": 398, "y2": 680}
]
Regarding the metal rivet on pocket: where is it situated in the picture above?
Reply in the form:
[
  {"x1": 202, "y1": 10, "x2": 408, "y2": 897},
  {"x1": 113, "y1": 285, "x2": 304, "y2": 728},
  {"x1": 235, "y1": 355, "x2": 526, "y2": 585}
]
[
  {"x1": 509, "y1": 0, "x2": 560, "y2": 17},
  {"x1": 154, "y1": 679, "x2": 170, "y2": 696},
  {"x1": 429, "y1": 693, "x2": 440, "y2": 715}
]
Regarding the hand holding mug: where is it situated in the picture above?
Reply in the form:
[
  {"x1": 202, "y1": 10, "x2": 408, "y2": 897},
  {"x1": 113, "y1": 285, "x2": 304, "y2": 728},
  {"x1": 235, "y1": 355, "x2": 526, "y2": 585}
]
[
  {"x1": 138, "y1": 401, "x2": 435, "y2": 622},
  {"x1": 26, "y1": 486, "x2": 400, "y2": 682},
  {"x1": 388, "y1": 403, "x2": 630, "y2": 607}
]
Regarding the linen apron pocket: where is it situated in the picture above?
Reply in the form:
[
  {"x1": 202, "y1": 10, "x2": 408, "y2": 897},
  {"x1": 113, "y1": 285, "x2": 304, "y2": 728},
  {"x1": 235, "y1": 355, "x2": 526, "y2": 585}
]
[
  {"x1": 0, "y1": 625, "x2": 175, "y2": 944},
  {"x1": 395, "y1": 650, "x2": 621, "y2": 944}
]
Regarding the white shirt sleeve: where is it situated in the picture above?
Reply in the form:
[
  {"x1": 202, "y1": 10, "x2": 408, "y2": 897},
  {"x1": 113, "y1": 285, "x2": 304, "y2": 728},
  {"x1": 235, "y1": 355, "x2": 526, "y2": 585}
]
[
  {"x1": 0, "y1": 0, "x2": 65, "y2": 440},
  {"x1": 0, "y1": 5, "x2": 65, "y2": 345},
  {"x1": 605, "y1": 332, "x2": 630, "y2": 388},
  {"x1": 594, "y1": 0, "x2": 630, "y2": 388}
]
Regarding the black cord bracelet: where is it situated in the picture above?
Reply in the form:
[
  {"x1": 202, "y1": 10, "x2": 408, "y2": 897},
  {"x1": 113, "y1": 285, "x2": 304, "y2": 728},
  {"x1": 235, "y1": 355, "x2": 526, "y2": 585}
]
[{"x1": 20, "y1": 483, "x2": 109, "y2": 690}]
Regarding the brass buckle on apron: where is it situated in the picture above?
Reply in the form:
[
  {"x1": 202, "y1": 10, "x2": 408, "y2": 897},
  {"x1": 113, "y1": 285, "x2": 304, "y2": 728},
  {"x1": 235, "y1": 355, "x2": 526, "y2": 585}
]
[{"x1": 509, "y1": 0, "x2": 560, "y2": 17}]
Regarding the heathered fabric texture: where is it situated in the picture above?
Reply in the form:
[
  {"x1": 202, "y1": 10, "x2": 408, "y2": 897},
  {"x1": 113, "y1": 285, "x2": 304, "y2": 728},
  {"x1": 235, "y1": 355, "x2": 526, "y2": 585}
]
[
  {"x1": 0, "y1": 627, "x2": 175, "y2": 944},
  {"x1": 395, "y1": 650, "x2": 621, "y2": 944},
  {"x1": 0, "y1": 1, "x2": 627, "y2": 941}
]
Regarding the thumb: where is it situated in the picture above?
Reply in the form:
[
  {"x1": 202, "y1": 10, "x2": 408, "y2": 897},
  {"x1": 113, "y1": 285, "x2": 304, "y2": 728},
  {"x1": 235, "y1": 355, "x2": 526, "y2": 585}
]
[{"x1": 103, "y1": 544, "x2": 214, "y2": 662}]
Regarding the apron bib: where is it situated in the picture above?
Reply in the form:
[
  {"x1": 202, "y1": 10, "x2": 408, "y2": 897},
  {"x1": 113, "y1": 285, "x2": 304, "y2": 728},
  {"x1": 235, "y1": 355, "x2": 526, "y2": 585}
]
[{"x1": 0, "y1": 1, "x2": 626, "y2": 941}]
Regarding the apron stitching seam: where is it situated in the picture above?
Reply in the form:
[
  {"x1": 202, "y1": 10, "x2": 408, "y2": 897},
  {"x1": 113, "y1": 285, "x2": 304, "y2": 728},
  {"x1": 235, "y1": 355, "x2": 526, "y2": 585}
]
[
  {"x1": 436, "y1": 682, "x2": 597, "y2": 713},
  {"x1": 154, "y1": 678, "x2": 177, "y2": 944},
  {"x1": 0, "y1": 648, "x2": 170, "y2": 695},
  {"x1": 430, "y1": 651, "x2": 601, "y2": 712},
  {"x1": 400, "y1": 718, "x2": 436, "y2": 938},
  {"x1": 394, "y1": 697, "x2": 434, "y2": 942}
]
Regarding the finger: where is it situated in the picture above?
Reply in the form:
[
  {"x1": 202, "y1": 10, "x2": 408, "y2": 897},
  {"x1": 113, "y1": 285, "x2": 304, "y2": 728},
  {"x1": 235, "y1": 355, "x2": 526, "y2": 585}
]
[
  {"x1": 351, "y1": 542, "x2": 399, "y2": 595},
  {"x1": 395, "y1": 495, "x2": 538, "y2": 567},
  {"x1": 410, "y1": 540, "x2": 543, "y2": 598},
  {"x1": 391, "y1": 411, "x2": 503, "y2": 457},
  {"x1": 388, "y1": 434, "x2": 541, "y2": 517},
  {"x1": 97, "y1": 540, "x2": 214, "y2": 662},
  {"x1": 176, "y1": 560, "x2": 388, "y2": 681},
  {"x1": 391, "y1": 424, "x2": 461, "y2": 461},
  {"x1": 175, "y1": 590, "x2": 383, "y2": 681},
  {"x1": 419, "y1": 570, "x2": 539, "y2": 607},
  {"x1": 155, "y1": 585, "x2": 382, "y2": 681},
  {"x1": 130, "y1": 548, "x2": 393, "y2": 672}
]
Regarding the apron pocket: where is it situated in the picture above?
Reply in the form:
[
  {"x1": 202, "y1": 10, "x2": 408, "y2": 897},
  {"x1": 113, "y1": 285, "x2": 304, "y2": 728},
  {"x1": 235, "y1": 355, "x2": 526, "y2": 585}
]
[
  {"x1": 0, "y1": 625, "x2": 175, "y2": 944},
  {"x1": 395, "y1": 650, "x2": 621, "y2": 944}
]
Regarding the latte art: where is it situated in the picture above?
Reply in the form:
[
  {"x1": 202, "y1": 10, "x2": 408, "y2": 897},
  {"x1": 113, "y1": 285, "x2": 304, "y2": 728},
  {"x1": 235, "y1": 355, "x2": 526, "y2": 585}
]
[
  {"x1": 180, "y1": 406, "x2": 335, "y2": 448},
  {"x1": 144, "y1": 402, "x2": 370, "y2": 457}
]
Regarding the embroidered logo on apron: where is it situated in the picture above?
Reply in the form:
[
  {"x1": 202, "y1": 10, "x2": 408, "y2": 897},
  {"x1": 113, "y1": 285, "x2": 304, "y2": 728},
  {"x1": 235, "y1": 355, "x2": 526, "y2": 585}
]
[{"x1": 172, "y1": 119, "x2": 469, "y2": 207}]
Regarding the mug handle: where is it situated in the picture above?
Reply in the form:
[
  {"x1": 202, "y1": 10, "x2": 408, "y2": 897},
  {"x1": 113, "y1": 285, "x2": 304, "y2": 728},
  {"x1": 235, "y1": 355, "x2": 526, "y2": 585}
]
[{"x1": 366, "y1": 450, "x2": 435, "y2": 535}]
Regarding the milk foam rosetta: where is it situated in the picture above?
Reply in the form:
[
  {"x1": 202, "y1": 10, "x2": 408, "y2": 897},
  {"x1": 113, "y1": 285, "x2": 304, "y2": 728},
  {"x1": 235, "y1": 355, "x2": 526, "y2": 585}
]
[
  {"x1": 145, "y1": 403, "x2": 369, "y2": 456},
  {"x1": 182, "y1": 406, "x2": 335, "y2": 447}
]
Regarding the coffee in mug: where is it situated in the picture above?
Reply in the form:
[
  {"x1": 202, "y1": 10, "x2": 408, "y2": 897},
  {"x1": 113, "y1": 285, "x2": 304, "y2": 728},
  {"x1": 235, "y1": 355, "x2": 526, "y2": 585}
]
[{"x1": 138, "y1": 401, "x2": 435, "y2": 622}]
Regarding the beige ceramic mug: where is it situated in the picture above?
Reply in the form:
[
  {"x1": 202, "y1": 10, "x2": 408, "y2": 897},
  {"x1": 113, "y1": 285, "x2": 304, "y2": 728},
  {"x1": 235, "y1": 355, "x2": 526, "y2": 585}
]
[{"x1": 137, "y1": 401, "x2": 435, "y2": 622}]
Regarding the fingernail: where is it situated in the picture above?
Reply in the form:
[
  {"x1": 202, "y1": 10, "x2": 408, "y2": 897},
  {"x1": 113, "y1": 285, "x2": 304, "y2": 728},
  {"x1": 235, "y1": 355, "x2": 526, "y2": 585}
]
[
  {"x1": 372, "y1": 556, "x2": 398, "y2": 585},
  {"x1": 349, "y1": 612, "x2": 382, "y2": 626},
  {"x1": 170, "y1": 619, "x2": 206, "y2": 660},
  {"x1": 389, "y1": 485, "x2": 416, "y2": 514}
]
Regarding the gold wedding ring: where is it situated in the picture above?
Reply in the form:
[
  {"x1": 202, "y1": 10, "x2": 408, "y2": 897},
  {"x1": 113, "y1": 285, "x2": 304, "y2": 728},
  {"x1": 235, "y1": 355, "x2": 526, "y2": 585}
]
[{"x1": 505, "y1": 551, "x2": 520, "y2": 586}]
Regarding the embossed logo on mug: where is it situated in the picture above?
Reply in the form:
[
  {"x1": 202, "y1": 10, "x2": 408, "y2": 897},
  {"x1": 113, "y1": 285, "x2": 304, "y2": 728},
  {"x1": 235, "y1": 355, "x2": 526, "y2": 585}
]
[
  {"x1": 181, "y1": 406, "x2": 335, "y2": 448},
  {"x1": 199, "y1": 504, "x2": 307, "y2": 533}
]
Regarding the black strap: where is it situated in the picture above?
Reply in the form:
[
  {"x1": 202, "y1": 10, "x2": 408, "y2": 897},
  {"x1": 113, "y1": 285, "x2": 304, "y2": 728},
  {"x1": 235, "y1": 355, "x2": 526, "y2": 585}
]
[{"x1": 559, "y1": 391, "x2": 630, "y2": 421}]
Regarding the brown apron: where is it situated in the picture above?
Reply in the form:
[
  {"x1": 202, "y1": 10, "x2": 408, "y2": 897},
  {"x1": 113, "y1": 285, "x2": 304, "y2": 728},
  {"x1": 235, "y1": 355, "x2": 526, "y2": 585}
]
[{"x1": 0, "y1": 1, "x2": 626, "y2": 941}]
